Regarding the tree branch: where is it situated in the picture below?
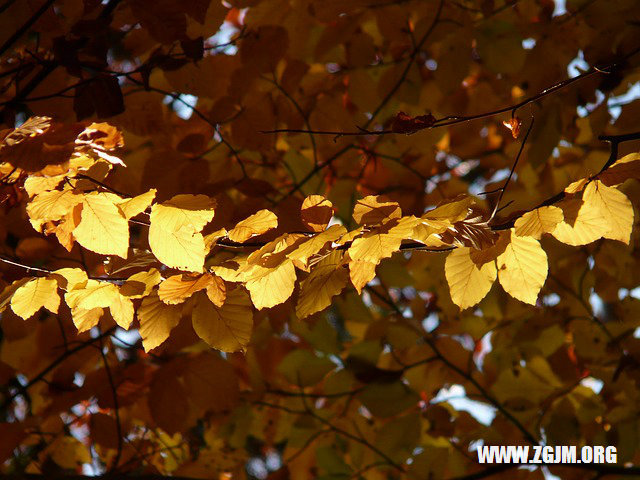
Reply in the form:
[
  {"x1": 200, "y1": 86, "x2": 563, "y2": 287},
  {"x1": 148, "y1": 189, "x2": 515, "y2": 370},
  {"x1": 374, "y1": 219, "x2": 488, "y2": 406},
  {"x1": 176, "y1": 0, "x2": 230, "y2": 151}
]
[
  {"x1": 262, "y1": 47, "x2": 640, "y2": 138},
  {"x1": 0, "y1": 0, "x2": 56, "y2": 59}
]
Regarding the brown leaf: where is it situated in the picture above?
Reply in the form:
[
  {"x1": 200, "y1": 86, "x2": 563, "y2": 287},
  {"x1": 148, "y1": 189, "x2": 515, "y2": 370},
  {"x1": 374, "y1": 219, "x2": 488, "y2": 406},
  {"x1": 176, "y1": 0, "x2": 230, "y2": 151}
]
[{"x1": 391, "y1": 111, "x2": 436, "y2": 135}]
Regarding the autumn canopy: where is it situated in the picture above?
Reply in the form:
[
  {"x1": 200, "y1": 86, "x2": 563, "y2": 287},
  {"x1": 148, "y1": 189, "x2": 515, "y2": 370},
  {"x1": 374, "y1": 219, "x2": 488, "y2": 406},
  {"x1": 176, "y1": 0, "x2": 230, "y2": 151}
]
[{"x1": 0, "y1": 0, "x2": 640, "y2": 478}]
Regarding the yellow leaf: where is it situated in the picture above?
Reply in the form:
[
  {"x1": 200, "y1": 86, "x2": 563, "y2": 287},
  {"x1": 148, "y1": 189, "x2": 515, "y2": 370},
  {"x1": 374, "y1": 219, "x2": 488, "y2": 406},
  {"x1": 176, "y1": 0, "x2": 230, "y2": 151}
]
[
  {"x1": 348, "y1": 217, "x2": 418, "y2": 265},
  {"x1": 10, "y1": 278, "x2": 60, "y2": 319},
  {"x1": 138, "y1": 291, "x2": 182, "y2": 351},
  {"x1": 26, "y1": 189, "x2": 83, "y2": 231},
  {"x1": 423, "y1": 195, "x2": 474, "y2": 226},
  {"x1": 149, "y1": 194, "x2": 216, "y2": 272},
  {"x1": 551, "y1": 197, "x2": 612, "y2": 246},
  {"x1": 120, "y1": 268, "x2": 162, "y2": 298},
  {"x1": 117, "y1": 189, "x2": 156, "y2": 219},
  {"x1": 583, "y1": 180, "x2": 633, "y2": 244},
  {"x1": 244, "y1": 259, "x2": 296, "y2": 309},
  {"x1": 301, "y1": 195, "x2": 333, "y2": 232},
  {"x1": 73, "y1": 192, "x2": 129, "y2": 258},
  {"x1": 352, "y1": 195, "x2": 401, "y2": 225},
  {"x1": 296, "y1": 251, "x2": 349, "y2": 319},
  {"x1": 51, "y1": 268, "x2": 88, "y2": 290},
  {"x1": 514, "y1": 206, "x2": 564, "y2": 239},
  {"x1": 288, "y1": 224, "x2": 346, "y2": 268},
  {"x1": 348, "y1": 231, "x2": 402, "y2": 265},
  {"x1": 65, "y1": 280, "x2": 134, "y2": 329},
  {"x1": 336, "y1": 226, "x2": 364, "y2": 245},
  {"x1": 204, "y1": 227, "x2": 228, "y2": 250},
  {"x1": 445, "y1": 247, "x2": 496, "y2": 309},
  {"x1": 564, "y1": 177, "x2": 589, "y2": 194},
  {"x1": 206, "y1": 274, "x2": 226, "y2": 307},
  {"x1": 192, "y1": 289, "x2": 253, "y2": 352},
  {"x1": 51, "y1": 207, "x2": 81, "y2": 252},
  {"x1": 23, "y1": 175, "x2": 65, "y2": 197},
  {"x1": 0, "y1": 279, "x2": 29, "y2": 312},
  {"x1": 497, "y1": 233, "x2": 548, "y2": 305},
  {"x1": 227, "y1": 209, "x2": 278, "y2": 242},
  {"x1": 349, "y1": 259, "x2": 377, "y2": 294},
  {"x1": 247, "y1": 233, "x2": 306, "y2": 265},
  {"x1": 158, "y1": 273, "x2": 213, "y2": 304},
  {"x1": 71, "y1": 307, "x2": 103, "y2": 333}
]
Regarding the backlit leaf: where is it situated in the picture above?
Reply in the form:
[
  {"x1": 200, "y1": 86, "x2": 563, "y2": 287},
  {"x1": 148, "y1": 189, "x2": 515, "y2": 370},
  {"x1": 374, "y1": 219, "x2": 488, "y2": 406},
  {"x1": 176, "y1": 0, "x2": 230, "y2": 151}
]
[
  {"x1": 583, "y1": 180, "x2": 633, "y2": 244},
  {"x1": 497, "y1": 232, "x2": 548, "y2": 305},
  {"x1": 243, "y1": 259, "x2": 296, "y2": 310},
  {"x1": 158, "y1": 273, "x2": 214, "y2": 304},
  {"x1": 73, "y1": 192, "x2": 129, "y2": 258},
  {"x1": 26, "y1": 189, "x2": 83, "y2": 231},
  {"x1": 138, "y1": 291, "x2": 182, "y2": 351},
  {"x1": 120, "y1": 268, "x2": 162, "y2": 298},
  {"x1": 65, "y1": 280, "x2": 134, "y2": 329},
  {"x1": 301, "y1": 195, "x2": 333, "y2": 232},
  {"x1": 514, "y1": 206, "x2": 564, "y2": 239},
  {"x1": 352, "y1": 195, "x2": 401, "y2": 225},
  {"x1": 296, "y1": 251, "x2": 349, "y2": 319},
  {"x1": 149, "y1": 194, "x2": 216, "y2": 272},
  {"x1": 10, "y1": 278, "x2": 60, "y2": 319},
  {"x1": 445, "y1": 247, "x2": 496, "y2": 309},
  {"x1": 551, "y1": 196, "x2": 613, "y2": 246},
  {"x1": 192, "y1": 289, "x2": 253, "y2": 352},
  {"x1": 117, "y1": 189, "x2": 156, "y2": 219},
  {"x1": 227, "y1": 209, "x2": 278, "y2": 242}
]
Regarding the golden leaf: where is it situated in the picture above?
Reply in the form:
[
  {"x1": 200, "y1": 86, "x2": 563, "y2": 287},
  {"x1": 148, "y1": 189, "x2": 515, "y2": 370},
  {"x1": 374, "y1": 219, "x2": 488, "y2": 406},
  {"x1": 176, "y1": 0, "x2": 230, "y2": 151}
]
[
  {"x1": 206, "y1": 274, "x2": 226, "y2": 307},
  {"x1": 243, "y1": 259, "x2": 296, "y2": 309},
  {"x1": 0, "y1": 279, "x2": 30, "y2": 312},
  {"x1": 445, "y1": 247, "x2": 496, "y2": 309},
  {"x1": 23, "y1": 175, "x2": 65, "y2": 198},
  {"x1": 301, "y1": 195, "x2": 334, "y2": 232},
  {"x1": 296, "y1": 251, "x2": 349, "y2": 319},
  {"x1": 26, "y1": 189, "x2": 83, "y2": 231},
  {"x1": 70, "y1": 307, "x2": 103, "y2": 333},
  {"x1": 65, "y1": 280, "x2": 134, "y2": 329},
  {"x1": 158, "y1": 273, "x2": 214, "y2": 304},
  {"x1": 149, "y1": 194, "x2": 216, "y2": 272},
  {"x1": 423, "y1": 195, "x2": 474, "y2": 226},
  {"x1": 514, "y1": 206, "x2": 564, "y2": 239},
  {"x1": 352, "y1": 195, "x2": 401, "y2": 225},
  {"x1": 348, "y1": 217, "x2": 418, "y2": 265},
  {"x1": 51, "y1": 268, "x2": 88, "y2": 291},
  {"x1": 117, "y1": 189, "x2": 156, "y2": 219},
  {"x1": 192, "y1": 289, "x2": 253, "y2": 352},
  {"x1": 288, "y1": 224, "x2": 347, "y2": 268},
  {"x1": 120, "y1": 269, "x2": 162, "y2": 299},
  {"x1": 10, "y1": 278, "x2": 60, "y2": 319},
  {"x1": 497, "y1": 232, "x2": 548, "y2": 305},
  {"x1": 564, "y1": 177, "x2": 589, "y2": 194},
  {"x1": 583, "y1": 180, "x2": 633, "y2": 244},
  {"x1": 73, "y1": 192, "x2": 130, "y2": 258},
  {"x1": 227, "y1": 209, "x2": 278, "y2": 242},
  {"x1": 349, "y1": 259, "x2": 377, "y2": 294},
  {"x1": 52, "y1": 207, "x2": 81, "y2": 252},
  {"x1": 138, "y1": 291, "x2": 182, "y2": 351},
  {"x1": 552, "y1": 196, "x2": 614, "y2": 246}
]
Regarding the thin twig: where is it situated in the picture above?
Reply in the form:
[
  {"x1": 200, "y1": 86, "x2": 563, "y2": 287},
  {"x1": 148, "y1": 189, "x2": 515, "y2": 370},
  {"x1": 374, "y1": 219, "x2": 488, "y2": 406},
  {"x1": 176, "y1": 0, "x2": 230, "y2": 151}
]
[
  {"x1": 98, "y1": 333, "x2": 123, "y2": 472},
  {"x1": 489, "y1": 117, "x2": 535, "y2": 220}
]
